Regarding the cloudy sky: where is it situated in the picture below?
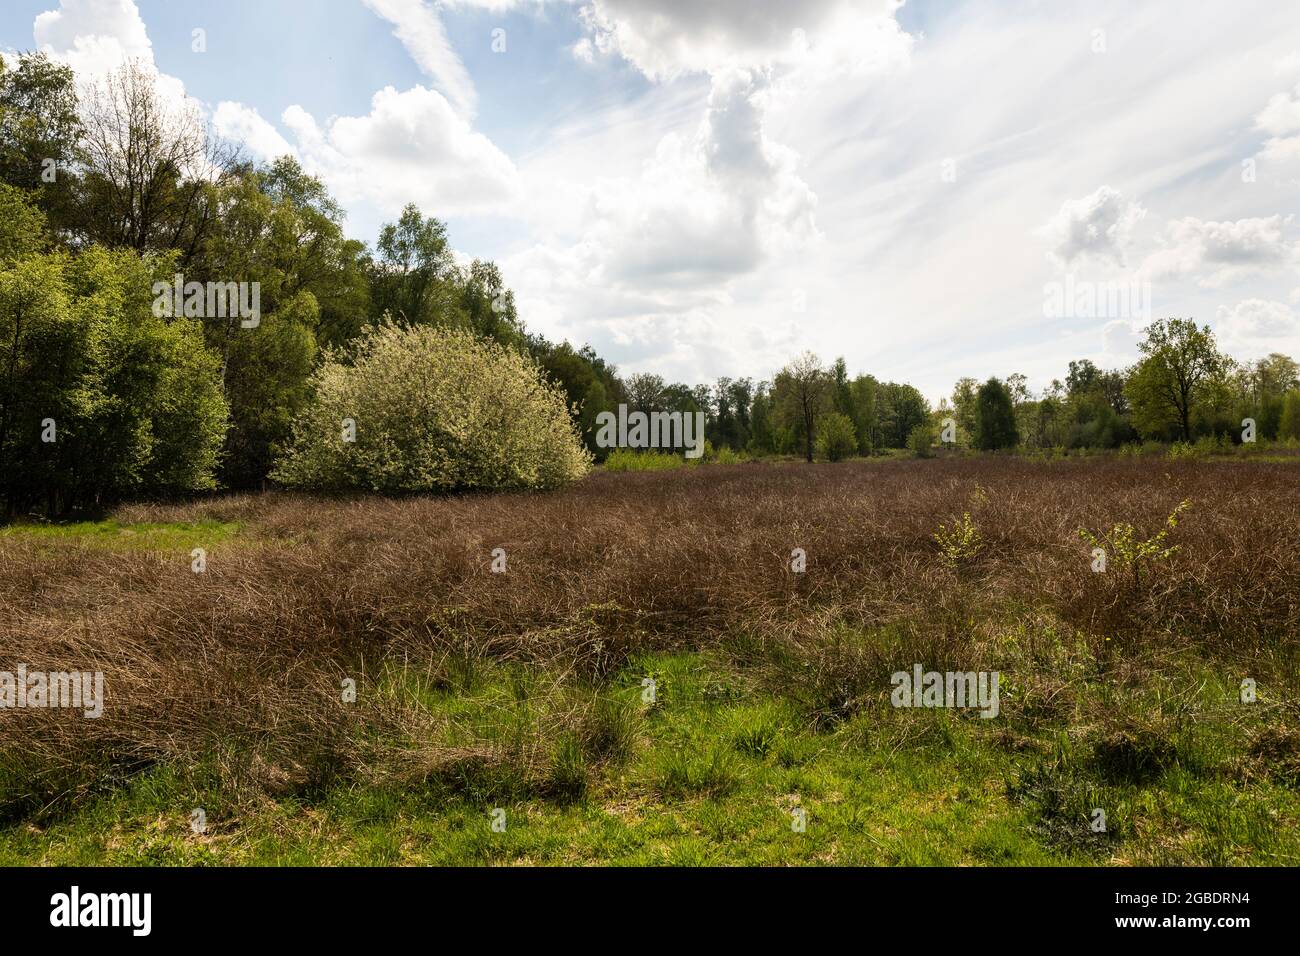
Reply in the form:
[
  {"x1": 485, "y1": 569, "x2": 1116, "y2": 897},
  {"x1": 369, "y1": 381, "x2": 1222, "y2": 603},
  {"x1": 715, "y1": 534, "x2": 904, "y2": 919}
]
[{"x1": 5, "y1": 0, "x2": 1300, "y2": 401}]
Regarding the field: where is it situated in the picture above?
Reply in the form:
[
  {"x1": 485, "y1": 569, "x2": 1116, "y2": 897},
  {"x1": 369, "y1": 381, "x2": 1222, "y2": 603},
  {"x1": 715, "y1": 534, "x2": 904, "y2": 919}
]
[{"x1": 1, "y1": 455, "x2": 1298, "y2": 865}]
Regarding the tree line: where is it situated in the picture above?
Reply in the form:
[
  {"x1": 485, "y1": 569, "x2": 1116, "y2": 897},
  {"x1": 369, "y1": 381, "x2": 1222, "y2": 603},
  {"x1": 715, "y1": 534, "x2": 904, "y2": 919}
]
[{"x1": 2, "y1": 52, "x2": 1297, "y2": 515}]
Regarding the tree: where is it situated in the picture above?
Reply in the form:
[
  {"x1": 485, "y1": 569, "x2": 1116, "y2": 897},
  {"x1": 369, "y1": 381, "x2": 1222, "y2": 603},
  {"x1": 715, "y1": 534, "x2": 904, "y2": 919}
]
[
  {"x1": 369, "y1": 203, "x2": 457, "y2": 325},
  {"x1": 748, "y1": 383, "x2": 775, "y2": 454},
  {"x1": 950, "y1": 377, "x2": 978, "y2": 445},
  {"x1": 0, "y1": 244, "x2": 226, "y2": 516},
  {"x1": 531, "y1": 339, "x2": 625, "y2": 457},
  {"x1": 1279, "y1": 390, "x2": 1300, "y2": 440},
  {"x1": 1126, "y1": 319, "x2": 1226, "y2": 441},
  {"x1": 74, "y1": 60, "x2": 236, "y2": 260},
  {"x1": 773, "y1": 351, "x2": 831, "y2": 462},
  {"x1": 973, "y1": 377, "x2": 1019, "y2": 450},
  {"x1": 816, "y1": 412, "x2": 857, "y2": 462},
  {"x1": 0, "y1": 183, "x2": 45, "y2": 262},
  {"x1": 849, "y1": 374, "x2": 878, "y2": 453},
  {"x1": 0, "y1": 52, "x2": 81, "y2": 221},
  {"x1": 877, "y1": 382, "x2": 930, "y2": 448},
  {"x1": 626, "y1": 373, "x2": 666, "y2": 415}
]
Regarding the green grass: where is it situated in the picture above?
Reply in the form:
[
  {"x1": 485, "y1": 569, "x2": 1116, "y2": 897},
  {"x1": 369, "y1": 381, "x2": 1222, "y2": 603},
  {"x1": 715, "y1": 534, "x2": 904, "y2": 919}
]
[
  {"x1": 3, "y1": 649, "x2": 1295, "y2": 866},
  {"x1": 0, "y1": 518, "x2": 240, "y2": 553},
  {"x1": 601, "y1": 448, "x2": 687, "y2": 471}
]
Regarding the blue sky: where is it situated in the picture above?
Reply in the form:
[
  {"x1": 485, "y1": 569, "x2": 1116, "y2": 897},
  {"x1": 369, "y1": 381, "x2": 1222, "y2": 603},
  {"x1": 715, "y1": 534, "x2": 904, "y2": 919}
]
[{"x1": 5, "y1": 1, "x2": 1300, "y2": 400}]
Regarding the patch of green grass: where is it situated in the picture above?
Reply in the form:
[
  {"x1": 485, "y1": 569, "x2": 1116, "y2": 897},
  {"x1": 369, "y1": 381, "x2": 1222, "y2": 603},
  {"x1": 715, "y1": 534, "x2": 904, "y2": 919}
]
[{"x1": 0, "y1": 518, "x2": 240, "y2": 553}]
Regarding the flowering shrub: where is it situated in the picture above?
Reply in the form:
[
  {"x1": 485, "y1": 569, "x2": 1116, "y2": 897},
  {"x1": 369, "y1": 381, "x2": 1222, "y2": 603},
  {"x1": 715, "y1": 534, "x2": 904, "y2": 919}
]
[{"x1": 273, "y1": 322, "x2": 590, "y2": 492}]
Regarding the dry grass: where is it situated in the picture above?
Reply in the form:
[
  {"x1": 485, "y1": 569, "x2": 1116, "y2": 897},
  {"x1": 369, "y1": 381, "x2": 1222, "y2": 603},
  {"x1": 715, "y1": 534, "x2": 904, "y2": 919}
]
[{"x1": 2, "y1": 456, "x2": 1297, "y2": 819}]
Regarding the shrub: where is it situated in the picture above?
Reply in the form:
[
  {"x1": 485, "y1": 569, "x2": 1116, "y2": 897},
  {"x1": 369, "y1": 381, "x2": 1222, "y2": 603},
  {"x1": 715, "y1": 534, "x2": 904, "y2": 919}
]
[
  {"x1": 907, "y1": 422, "x2": 936, "y2": 458},
  {"x1": 1078, "y1": 499, "x2": 1191, "y2": 585},
  {"x1": 708, "y1": 445, "x2": 749, "y2": 465},
  {"x1": 816, "y1": 412, "x2": 858, "y2": 462},
  {"x1": 934, "y1": 512, "x2": 982, "y2": 565},
  {"x1": 273, "y1": 322, "x2": 590, "y2": 492}
]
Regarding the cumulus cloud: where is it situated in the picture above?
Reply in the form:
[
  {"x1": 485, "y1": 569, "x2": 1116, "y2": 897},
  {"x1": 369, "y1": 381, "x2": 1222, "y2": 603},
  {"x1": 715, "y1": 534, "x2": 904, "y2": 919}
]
[
  {"x1": 33, "y1": 0, "x2": 188, "y2": 108},
  {"x1": 505, "y1": 67, "x2": 822, "y2": 373},
  {"x1": 1256, "y1": 80, "x2": 1300, "y2": 135},
  {"x1": 1039, "y1": 187, "x2": 1146, "y2": 269},
  {"x1": 1139, "y1": 215, "x2": 1299, "y2": 288},
  {"x1": 577, "y1": 0, "x2": 911, "y2": 80},
  {"x1": 271, "y1": 85, "x2": 518, "y2": 215},
  {"x1": 34, "y1": 0, "x2": 151, "y2": 77},
  {"x1": 361, "y1": 0, "x2": 478, "y2": 117},
  {"x1": 1255, "y1": 79, "x2": 1300, "y2": 163},
  {"x1": 1215, "y1": 298, "x2": 1300, "y2": 357},
  {"x1": 213, "y1": 103, "x2": 294, "y2": 161},
  {"x1": 516, "y1": 70, "x2": 816, "y2": 288}
]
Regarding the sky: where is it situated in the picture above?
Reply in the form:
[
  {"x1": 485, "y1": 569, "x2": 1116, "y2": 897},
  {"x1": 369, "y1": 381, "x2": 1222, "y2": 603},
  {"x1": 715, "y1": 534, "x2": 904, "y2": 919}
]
[{"x1": 4, "y1": 0, "x2": 1300, "y2": 402}]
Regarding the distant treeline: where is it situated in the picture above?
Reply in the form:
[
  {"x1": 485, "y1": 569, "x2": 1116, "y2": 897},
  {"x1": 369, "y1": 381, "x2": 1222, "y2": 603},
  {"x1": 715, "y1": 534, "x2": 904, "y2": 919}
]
[{"x1": 2, "y1": 52, "x2": 1297, "y2": 516}]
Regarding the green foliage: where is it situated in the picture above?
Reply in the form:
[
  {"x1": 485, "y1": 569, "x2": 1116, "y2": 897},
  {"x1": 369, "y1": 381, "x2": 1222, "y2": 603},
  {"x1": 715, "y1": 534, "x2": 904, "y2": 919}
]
[
  {"x1": 816, "y1": 411, "x2": 857, "y2": 461},
  {"x1": 603, "y1": 448, "x2": 684, "y2": 472},
  {"x1": 973, "y1": 377, "x2": 1019, "y2": 450},
  {"x1": 772, "y1": 352, "x2": 831, "y2": 462},
  {"x1": 0, "y1": 183, "x2": 46, "y2": 263},
  {"x1": 907, "y1": 421, "x2": 936, "y2": 458},
  {"x1": 0, "y1": 52, "x2": 80, "y2": 211},
  {"x1": 273, "y1": 322, "x2": 591, "y2": 492},
  {"x1": 0, "y1": 245, "x2": 226, "y2": 515},
  {"x1": 1078, "y1": 499, "x2": 1192, "y2": 584},
  {"x1": 1127, "y1": 319, "x2": 1227, "y2": 441},
  {"x1": 876, "y1": 381, "x2": 930, "y2": 448},
  {"x1": 933, "y1": 512, "x2": 982, "y2": 564},
  {"x1": 1279, "y1": 390, "x2": 1300, "y2": 440}
]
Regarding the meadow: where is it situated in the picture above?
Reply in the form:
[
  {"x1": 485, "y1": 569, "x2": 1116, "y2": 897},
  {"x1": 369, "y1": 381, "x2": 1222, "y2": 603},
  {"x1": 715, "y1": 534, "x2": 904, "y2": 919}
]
[{"x1": 1, "y1": 454, "x2": 1297, "y2": 865}]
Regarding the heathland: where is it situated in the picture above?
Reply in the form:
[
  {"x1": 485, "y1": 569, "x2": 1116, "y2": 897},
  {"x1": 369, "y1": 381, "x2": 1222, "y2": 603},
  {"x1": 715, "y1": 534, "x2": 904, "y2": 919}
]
[{"x1": 2, "y1": 453, "x2": 1297, "y2": 865}]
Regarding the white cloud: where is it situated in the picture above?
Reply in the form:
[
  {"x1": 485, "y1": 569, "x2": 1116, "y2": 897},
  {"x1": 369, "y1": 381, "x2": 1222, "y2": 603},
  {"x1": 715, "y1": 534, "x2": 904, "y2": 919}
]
[
  {"x1": 1256, "y1": 81, "x2": 1300, "y2": 135},
  {"x1": 1139, "y1": 215, "x2": 1299, "y2": 288},
  {"x1": 275, "y1": 85, "x2": 518, "y2": 215},
  {"x1": 34, "y1": 0, "x2": 150, "y2": 77},
  {"x1": 577, "y1": 0, "x2": 910, "y2": 80},
  {"x1": 1100, "y1": 318, "x2": 1145, "y2": 365},
  {"x1": 505, "y1": 66, "x2": 820, "y2": 370},
  {"x1": 213, "y1": 103, "x2": 294, "y2": 161},
  {"x1": 361, "y1": 0, "x2": 478, "y2": 117},
  {"x1": 1215, "y1": 298, "x2": 1300, "y2": 357},
  {"x1": 1255, "y1": 79, "x2": 1300, "y2": 164},
  {"x1": 33, "y1": 0, "x2": 189, "y2": 113},
  {"x1": 1038, "y1": 187, "x2": 1146, "y2": 269}
]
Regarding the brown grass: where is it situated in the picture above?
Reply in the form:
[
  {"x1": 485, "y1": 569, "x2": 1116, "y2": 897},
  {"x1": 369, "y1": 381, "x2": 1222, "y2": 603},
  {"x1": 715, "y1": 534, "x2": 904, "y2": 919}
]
[{"x1": 2, "y1": 456, "x2": 1297, "y2": 814}]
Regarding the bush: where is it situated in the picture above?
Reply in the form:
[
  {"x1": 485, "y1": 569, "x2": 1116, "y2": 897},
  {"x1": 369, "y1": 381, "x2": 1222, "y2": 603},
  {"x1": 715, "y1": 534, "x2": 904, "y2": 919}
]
[
  {"x1": 273, "y1": 322, "x2": 590, "y2": 492},
  {"x1": 709, "y1": 445, "x2": 748, "y2": 465},
  {"x1": 816, "y1": 412, "x2": 857, "y2": 462},
  {"x1": 907, "y1": 422, "x2": 936, "y2": 458}
]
